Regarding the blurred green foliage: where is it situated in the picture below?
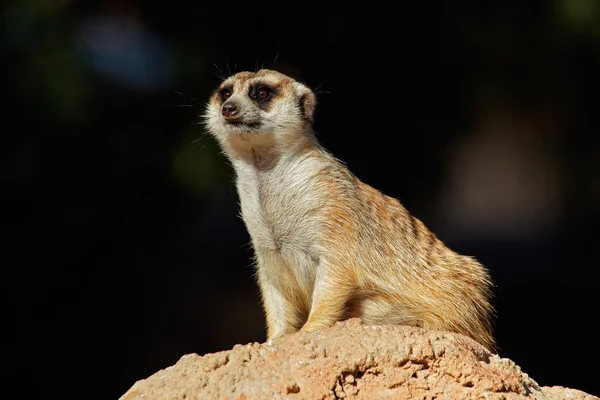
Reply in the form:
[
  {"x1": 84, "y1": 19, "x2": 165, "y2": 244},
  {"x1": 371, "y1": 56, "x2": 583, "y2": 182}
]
[
  {"x1": 172, "y1": 125, "x2": 232, "y2": 197},
  {"x1": 558, "y1": 0, "x2": 600, "y2": 39},
  {"x1": 6, "y1": 0, "x2": 91, "y2": 124}
]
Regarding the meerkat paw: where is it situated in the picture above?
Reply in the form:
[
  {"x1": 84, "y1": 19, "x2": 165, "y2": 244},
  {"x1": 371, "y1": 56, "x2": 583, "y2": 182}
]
[
  {"x1": 266, "y1": 331, "x2": 286, "y2": 341},
  {"x1": 299, "y1": 319, "x2": 334, "y2": 333}
]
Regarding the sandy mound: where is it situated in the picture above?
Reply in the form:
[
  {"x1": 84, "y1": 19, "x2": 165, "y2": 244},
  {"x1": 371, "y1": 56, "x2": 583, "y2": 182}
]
[{"x1": 120, "y1": 318, "x2": 597, "y2": 400}]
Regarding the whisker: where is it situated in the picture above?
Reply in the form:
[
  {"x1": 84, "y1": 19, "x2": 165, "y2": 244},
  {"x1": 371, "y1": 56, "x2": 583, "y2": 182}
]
[
  {"x1": 313, "y1": 82, "x2": 332, "y2": 95},
  {"x1": 189, "y1": 142, "x2": 206, "y2": 152},
  {"x1": 212, "y1": 56, "x2": 226, "y2": 79},
  {"x1": 188, "y1": 135, "x2": 207, "y2": 152},
  {"x1": 174, "y1": 91, "x2": 195, "y2": 102}
]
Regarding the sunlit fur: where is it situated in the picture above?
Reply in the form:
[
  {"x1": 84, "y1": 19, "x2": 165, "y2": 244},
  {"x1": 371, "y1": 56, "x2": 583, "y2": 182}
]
[{"x1": 203, "y1": 69, "x2": 496, "y2": 352}]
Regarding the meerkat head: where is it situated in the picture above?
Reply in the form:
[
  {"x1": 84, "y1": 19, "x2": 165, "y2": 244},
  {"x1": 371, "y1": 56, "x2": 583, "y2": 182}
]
[{"x1": 204, "y1": 69, "x2": 316, "y2": 142}]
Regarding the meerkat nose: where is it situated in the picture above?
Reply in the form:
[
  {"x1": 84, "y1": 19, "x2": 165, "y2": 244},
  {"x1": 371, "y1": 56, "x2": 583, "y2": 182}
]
[{"x1": 221, "y1": 102, "x2": 239, "y2": 118}]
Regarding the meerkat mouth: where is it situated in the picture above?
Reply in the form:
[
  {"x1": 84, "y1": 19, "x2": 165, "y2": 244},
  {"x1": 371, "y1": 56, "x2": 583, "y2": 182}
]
[{"x1": 226, "y1": 119, "x2": 263, "y2": 131}]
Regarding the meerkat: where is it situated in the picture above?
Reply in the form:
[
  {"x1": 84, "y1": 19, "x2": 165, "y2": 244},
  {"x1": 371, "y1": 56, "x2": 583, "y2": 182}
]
[{"x1": 203, "y1": 69, "x2": 496, "y2": 352}]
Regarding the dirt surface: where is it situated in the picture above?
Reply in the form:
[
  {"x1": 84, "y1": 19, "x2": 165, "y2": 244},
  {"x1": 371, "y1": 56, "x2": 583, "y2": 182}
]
[{"x1": 120, "y1": 318, "x2": 598, "y2": 400}]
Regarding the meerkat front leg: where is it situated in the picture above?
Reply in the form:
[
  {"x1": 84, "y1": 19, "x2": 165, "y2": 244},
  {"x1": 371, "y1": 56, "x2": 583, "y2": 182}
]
[
  {"x1": 256, "y1": 253, "x2": 302, "y2": 340},
  {"x1": 300, "y1": 263, "x2": 355, "y2": 333}
]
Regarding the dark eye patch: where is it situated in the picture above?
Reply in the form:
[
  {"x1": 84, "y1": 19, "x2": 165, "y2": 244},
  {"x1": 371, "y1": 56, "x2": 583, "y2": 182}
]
[
  {"x1": 218, "y1": 85, "x2": 233, "y2": 103},
  {"x1": 248, "y1": 83, "x2": 278, "y2": 108}
]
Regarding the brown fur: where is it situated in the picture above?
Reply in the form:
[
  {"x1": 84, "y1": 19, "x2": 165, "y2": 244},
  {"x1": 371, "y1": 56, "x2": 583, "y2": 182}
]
[{"x1": 204, "y1": 69, "x2": 496, "y2": 352}]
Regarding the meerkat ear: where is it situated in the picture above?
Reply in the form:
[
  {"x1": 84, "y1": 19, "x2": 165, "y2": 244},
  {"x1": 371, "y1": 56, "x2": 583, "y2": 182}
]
[{"x1": 295, "y1": 83, "x2": 317, "y2": 123}]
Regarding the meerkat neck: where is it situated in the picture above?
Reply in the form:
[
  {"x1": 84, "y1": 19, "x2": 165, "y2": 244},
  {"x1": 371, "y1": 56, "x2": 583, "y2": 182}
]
[{"x1": 224, "y1": 127, "x2": 320, "y2": 171}]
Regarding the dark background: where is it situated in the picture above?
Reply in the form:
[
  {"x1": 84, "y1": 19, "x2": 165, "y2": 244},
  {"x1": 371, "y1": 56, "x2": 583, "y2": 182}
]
[{"x1": 4, "y1": 0, "x2": 599, "y2": 398}]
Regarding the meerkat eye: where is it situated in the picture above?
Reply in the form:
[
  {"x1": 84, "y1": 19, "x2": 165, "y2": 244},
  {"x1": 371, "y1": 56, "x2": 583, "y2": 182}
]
[
  {"x1": 256, "y1": 86, "x2": 272, "y2": 100},
  {"x1": 220, "y1": 88, "x2": 232, "y2": 101}
]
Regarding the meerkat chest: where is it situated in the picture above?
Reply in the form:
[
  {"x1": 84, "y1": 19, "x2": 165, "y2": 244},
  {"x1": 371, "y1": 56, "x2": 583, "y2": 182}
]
[{"x1": 234, "y1": 161, "x2": 322, "y2": 258}]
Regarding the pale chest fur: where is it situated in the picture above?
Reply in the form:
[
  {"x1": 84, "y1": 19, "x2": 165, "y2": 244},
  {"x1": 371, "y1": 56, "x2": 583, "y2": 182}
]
[
  {"x1": 232, "y1": 157, "x2": 325, "y2": 261},
  {"x1": 232, "y1": 155, "x2": 328, "y2": 307}
]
